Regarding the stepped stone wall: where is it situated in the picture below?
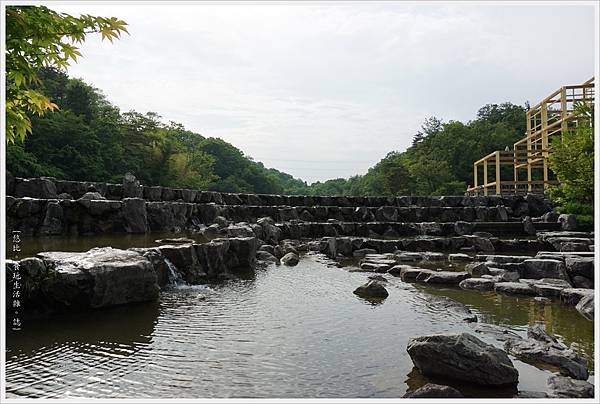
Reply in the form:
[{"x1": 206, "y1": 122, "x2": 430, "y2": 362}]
[{"x1": 6, "y1": 175, "x2": 555, "y2": 237}]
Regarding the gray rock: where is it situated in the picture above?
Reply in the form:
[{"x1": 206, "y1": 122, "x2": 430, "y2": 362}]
[
  {"x1": 256, "y1": 250, "x2": 279, "y2": 264},
  {"x1": 547, "y1": 375, "x2": 594, "y2": 398},
  {"x1": 418, "y1": 271, "x2": 470, "y2": 285},
  {"x1": 15, "y1": 177, "x2": 57, "y2": 198},
  {"x1": 571, "y1": 275, "x2": 593, "y2": 289},
  {"x1": 560, "y1": 288, "x2": 594, "y2": 305},
  {"x1": 523, "y1": 216, "x2": 537, "y2": 235},
  {"x1": 57, "y1": 193, "x2": 73, "y2": 200},
  {"x1": 505, "y1": 337, "x2": 588, "y2": 380},
  {"x1": 465, "y1": 261, "x2": 490, "y2": 276},
  {"x1": 542, "y1": 211, "x2": 559, "y2": 222},
  {"x1": 123, "y1": 198, "x2": 148, "y2": 233},
  {"x1": 522, "y1": 259, "x2": 567, "y2": 280},
  {"x1": 281, "y1": 252, "x2": 299, "y2": 266},
  {"x1": 367, "y1": 274, "x2": 388, "y2": 283},
  {"x1": 494, "y1": 282, "x2": 536, "y2": 296},
  {"x1": 454, "y1": 221, "x2": 474, "y2": 235},
  {"x1": 156, "y1": 237, "x2": 194, "y2": 244},
  {"x1": 353, "y1": 248, "x2": 378, "y2": 258},
  {"x1": 213, "y1": 216, "x2": 229, "y2": 228},
  {"x1": 558, "y1": 214, "x2": 578, "y2": 231},
  {"x1": 353, "y1": 280, "x2": 389, "y2": 299},
  {"x1": 122, "y1": 173, "x2": 143, "y2": 198},
  {"x1": 448, "y1": 253, "x2": 471, "y2": 262},
  {"x1": 38, "y1": 247, "x2": 159, "y2": 308},
  {"x1": 575, "y1": 294, "x2": 594, "y2": 320},
  {"x1": 565, "y1": 256, "x2": 594, "y2": 280},
  {"x1": 79, "y1": 191, "x2": 106, "y2": 200},
  {"x1": 459, "y1": 277, "x2": 495, "y2": 291},
  {"x1": 404, "y1": 383, "x2": 463, "y2": 398},
  {"x1": 400, "y1": 267, "x2": 433, "y2": 282},
  {"x1": 406, "y1": 333, "x2": 519, "y2": 385}
]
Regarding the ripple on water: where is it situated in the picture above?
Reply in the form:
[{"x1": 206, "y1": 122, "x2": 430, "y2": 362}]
[{"x1": 5, "y1": 254, "x2": 595, "y2": 398}]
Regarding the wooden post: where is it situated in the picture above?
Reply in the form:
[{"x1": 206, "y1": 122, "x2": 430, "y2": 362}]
[
  {"x1": 560, "y1": 86, "x2": 567, "y2": 137},
  {"x1": 495, "y1": 151, "x2": 501, "y2": 195},
  {"x1": 541, "y1": 101, "x2": 549, "y2": 190},
  {"x1": 526, "y1": 115, "x2": 532, "y2": 193},
  {"x1": 473, "y1": 163, "x2": 478, "y2": 191},
  {"x1": 483, "y1": 158, "x2": 488, "y2": 196}
]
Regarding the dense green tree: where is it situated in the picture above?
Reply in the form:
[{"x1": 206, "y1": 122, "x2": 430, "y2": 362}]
[{"x1": 5, "y1": 5, "x2": 127, "y2": 143}]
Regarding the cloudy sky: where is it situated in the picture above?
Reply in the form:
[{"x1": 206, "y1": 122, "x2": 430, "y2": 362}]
[{"x1": 52, "y1": 2, "x2": 596, "y2": 183}]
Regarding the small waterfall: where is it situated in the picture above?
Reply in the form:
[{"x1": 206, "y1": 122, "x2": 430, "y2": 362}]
[{"x1": 164, "y1": 257, "x2": 185, "y2": 286}]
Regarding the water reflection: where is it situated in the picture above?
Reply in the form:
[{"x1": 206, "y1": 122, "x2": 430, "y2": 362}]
[{"x1": 5, "y1": 254, "x2": 595, "y2": 398}]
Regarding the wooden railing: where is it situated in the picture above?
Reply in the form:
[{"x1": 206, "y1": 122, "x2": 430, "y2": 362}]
[{"x1": 467, "y1": 77, "x2": 594, "y2": 196}]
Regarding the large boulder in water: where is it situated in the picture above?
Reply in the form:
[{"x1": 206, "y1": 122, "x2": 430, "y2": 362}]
[
  {"x1": 353, "y1": 280, "x2": 389, "y2": 299},
  {"x1": 37, "y1": 247, "x2": 159, "y2": 309},
  {"x1": 406, "y1": 333, "x2": 519, "y2": 386}
]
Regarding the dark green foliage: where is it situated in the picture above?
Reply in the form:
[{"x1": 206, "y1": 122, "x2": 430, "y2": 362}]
[
  {"x1": 299, "y1": 103, "x2": 526, "y2": 196},
  {"x1": 7, "y1": 68, "x2": 305, "y2": 194},
  {"x1": 8, "y1": 68, "x2": 533, "y2": 197}
]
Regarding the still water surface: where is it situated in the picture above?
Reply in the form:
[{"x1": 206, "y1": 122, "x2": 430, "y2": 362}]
[{"x1": 6, "y1": 254, "x2": 594, "y2": 398}]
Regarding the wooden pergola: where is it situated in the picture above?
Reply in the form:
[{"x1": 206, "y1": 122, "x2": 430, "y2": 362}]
[{"x1": 467, "y1": 77, "x2": 595, "y2": 196}]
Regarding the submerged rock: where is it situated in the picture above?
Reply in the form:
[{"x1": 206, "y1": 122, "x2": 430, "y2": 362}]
[
  {"x1": 353, "y1": 280, "x2": 389, "y2": 299},
  {"x1": 423, "y1": 295, "x2": 477, "y2": 322},
  {"x1": 547, "y1": 375, "x2": 594, "y2": 398},
  {"x1": 404, "y1": 383, "x2": 463, "y2": 398},
  {"x1": 406, "y1": 333, "x2": 519, "y2": 386}
]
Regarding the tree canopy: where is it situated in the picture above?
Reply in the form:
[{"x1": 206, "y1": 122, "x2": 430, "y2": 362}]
[{"x1": 5, "y1": 5, "x2": 128, "y2": 143}]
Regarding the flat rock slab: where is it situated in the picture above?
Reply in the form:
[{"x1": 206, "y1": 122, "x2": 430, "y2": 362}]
[
  {"x1": 400, "y1": 267, "x2": 433, "y2": 282},
  {"x1": 418, "y1": 271, "x2": 470, "y2": 285},
  {"x1": 494, "y1": 282, "x2": 536, "y2": 296},
  {"x1": 522, "y1": 259, "x2": 567, "y2": 280},
  {"x1": 459, "y1": 277, "x2": 495, "y2": 291},
  {"x1": 406, "y1": 333, "x2": 518, "y2": 386},
  {"x1": 476, "y1": 254, "x2": 531, "y2": 263},
  {"x1": 37, "y1": 247, "x2": 158, "y2": 308}
]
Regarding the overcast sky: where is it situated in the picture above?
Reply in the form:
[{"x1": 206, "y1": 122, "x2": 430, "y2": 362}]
[{"x1": 52, "y1": 2, "x2": 595, "y2": 184}]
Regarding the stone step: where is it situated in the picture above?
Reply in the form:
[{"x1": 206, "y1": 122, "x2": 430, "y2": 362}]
[
  {"x1": 6, "y1": 196, "x2": 563, "y2": 237},
  {"x1": 10, "y1": 176, "x2": 552, "y2": 212},
  {"x1": 276, "y1": 221, "x2": 561, "y2": 239},
  {"x1": 323, "y1": 236, "x2": 549, "y2": 257}
]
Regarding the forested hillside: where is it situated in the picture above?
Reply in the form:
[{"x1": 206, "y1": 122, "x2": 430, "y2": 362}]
[
  {"x1": 7, "y1": 68, "x2": 527, "y2": 196},
  {"x1": 7, "y1": 68, "x2": 309, "y2": 194}
]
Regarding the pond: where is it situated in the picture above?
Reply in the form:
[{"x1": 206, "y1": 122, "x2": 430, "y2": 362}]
[{"x1": 5, "y1": 253, "x2": 594, "y2": 398}]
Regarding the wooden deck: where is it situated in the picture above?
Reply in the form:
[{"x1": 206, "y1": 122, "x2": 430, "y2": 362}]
[{"x1": 467, "y1": 77, "x2": 594, "y2": 196}]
